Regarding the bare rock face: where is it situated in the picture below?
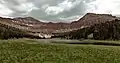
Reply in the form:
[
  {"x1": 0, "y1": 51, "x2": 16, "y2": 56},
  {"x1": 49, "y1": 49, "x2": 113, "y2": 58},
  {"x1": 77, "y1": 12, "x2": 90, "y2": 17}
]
[
  {"x1": 0, "y1": 13, "x2": 118, "y2": 39},
  {"x1": 71, "y1": 13, "x2": 117, "y2": 28},
  {"x1": 14, "y1": 17, "x2": 44, "y2": 24},
  {"x1": 0, "y1": 13, "x2": 118, "y2": 30},
  {"x1": 52, "y1": 13, "x2": 117, "y2": 34}
]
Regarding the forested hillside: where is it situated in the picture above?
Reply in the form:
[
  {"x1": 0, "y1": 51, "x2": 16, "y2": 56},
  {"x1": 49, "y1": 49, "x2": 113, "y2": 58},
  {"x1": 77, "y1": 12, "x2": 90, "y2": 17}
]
[
  {"x1": 0, "y1": 23, "x2": 40, "y2": 39},
  {"x1": 59, "y1": 19, "x2": 120, "y2": 40}
]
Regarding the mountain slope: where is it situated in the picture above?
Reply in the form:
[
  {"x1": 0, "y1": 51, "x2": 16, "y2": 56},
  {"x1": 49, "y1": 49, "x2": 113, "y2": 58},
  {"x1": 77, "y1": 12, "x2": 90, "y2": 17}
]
[
  {"x1": 0, "y1": 13, "x2": 117, "y2": 34},
  {"x1": 0, "y1": 13, "x2": 118, "y2": 39},
  {"x1": 0, "y1": 23, "x2": 40, "y2": 39},
  {"x1": 59, "y1": 19, "x2": 120, "y2": 40},
  {"x1": 71, "y1": 13, "x2": 117, "y2": 28}
]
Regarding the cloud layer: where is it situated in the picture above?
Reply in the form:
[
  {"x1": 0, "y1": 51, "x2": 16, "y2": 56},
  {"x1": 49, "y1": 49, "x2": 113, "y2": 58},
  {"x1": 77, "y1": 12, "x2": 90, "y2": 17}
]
[{"x1": 0, "y1": 0, "x2": 120, "y2": 22}]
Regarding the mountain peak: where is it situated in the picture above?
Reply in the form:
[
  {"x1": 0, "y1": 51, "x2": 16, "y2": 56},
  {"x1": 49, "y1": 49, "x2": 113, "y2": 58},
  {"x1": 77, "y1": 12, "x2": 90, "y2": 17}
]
[
  {"x1": 85, "y1": 13, "x2": 113, "y2": 17},
  {"x1": 71, "y1": 13, "x2": 117, "y2": 28},
  {"x1": 14, "y1": 16, "x2": 36, "y2": 20},
  {"x1": 14, "y1": 16, "x2": 43, "y2": 23}
]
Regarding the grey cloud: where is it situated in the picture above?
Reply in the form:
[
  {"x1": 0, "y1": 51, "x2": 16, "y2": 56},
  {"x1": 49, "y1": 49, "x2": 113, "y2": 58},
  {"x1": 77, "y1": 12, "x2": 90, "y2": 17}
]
[
  {"x1": 1, "y1": 0, "x2": 119, "y2": 23},
  {"x1": 28, "y1": 0, "x2": 64, "y2": 8},
  {"x1": 0, "y1": 0, "x2": 96, "y2": 22},
  {"x1": 29, "y1": 0, "x2": 89, "y2": 22},
  {"x1": 2, "y1": 0, "x2": 20, "y2": 5}
]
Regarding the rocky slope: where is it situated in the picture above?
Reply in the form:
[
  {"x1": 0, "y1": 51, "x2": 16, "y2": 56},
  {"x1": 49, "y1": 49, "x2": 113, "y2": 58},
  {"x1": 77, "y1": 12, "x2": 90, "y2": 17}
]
[
  {"x1": 0, "y1": 23, "x2": 41, "y2": 39},
  {"x1": 60, "y1": 19, "x2": 120, "y2": 40},
  {"x1": 0, "y1": 13, "x2": 118, "y2": 38},
  {"x1": 71, "y1": 13, "x2": 117, "y2": 28},
  {"x1": 0, "y1": 13, "x2": 117, "y2": 33}
]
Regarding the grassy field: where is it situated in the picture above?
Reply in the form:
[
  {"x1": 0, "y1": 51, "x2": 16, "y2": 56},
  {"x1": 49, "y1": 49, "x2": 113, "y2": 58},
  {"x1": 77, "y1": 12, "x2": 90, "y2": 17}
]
[{"x1": 0, "y1": 39, "x2": 120, "y2": 63}]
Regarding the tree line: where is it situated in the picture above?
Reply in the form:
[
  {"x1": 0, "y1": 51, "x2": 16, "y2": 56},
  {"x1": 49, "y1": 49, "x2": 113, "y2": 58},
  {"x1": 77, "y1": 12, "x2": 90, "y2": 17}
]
[
  {"x1": 57, "y1": 19, "x2": 120, "y2": 40},
  {"x1": 0, "y1": 23, "x2": 41, "y2": 39}
]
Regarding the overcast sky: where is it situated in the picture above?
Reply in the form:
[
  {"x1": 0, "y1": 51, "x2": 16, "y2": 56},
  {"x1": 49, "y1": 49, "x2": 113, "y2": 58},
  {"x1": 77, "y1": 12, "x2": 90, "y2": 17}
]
[{"x1": 0, "y1": 0, "x2": 120, "y2": 22}]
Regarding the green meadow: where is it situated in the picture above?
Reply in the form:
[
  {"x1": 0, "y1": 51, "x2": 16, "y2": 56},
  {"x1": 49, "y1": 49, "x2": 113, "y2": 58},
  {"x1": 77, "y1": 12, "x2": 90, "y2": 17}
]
[{"x1": 0, "y1": 39, "x2": 120, "y2": 63}]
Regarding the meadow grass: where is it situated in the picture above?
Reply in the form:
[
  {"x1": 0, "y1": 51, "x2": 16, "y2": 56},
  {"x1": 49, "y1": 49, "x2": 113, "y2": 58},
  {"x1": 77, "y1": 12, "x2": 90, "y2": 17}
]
[{"x1": 0, "y1": 39, "x2": 120, "y2": 63}]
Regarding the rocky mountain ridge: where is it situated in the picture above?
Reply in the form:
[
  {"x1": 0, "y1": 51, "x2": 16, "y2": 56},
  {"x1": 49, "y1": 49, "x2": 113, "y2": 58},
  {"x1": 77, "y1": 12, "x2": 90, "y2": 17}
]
[{"x1": 0, "y1": 13, "x2": 118, "y2": 35}]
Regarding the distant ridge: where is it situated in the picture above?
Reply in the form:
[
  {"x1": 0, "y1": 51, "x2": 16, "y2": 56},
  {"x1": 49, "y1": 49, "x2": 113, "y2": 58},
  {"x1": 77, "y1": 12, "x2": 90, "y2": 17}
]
[
  {"x1": 0, "y1": 13, "x2": 118, "y2": 34},
  {"x1": 71, "y1": 13, "x2": 117, "y2": 28}
]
